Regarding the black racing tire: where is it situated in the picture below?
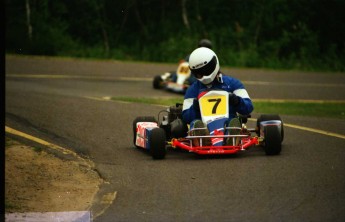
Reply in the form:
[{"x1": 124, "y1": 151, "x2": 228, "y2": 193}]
[
  {"x1": 153, "y1": 75, "x2": 164, "y2": 89},
  {"x1": 149, "y1": 128, "x2": 167, "y2": 159},
  {"x1": 132, "y1": 116, "x2": 157, "y2": 148},
  {"x1": 256, "y1": 114, "x2": 284, "y2": 142},
  {"x1": 263, "y1": 125, "x2": 282, "y2": 155}
]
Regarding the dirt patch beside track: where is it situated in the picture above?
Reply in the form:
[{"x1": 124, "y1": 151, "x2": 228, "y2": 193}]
[{"x1": 5, "y1": 137, "x2": 102, "y2": 213}]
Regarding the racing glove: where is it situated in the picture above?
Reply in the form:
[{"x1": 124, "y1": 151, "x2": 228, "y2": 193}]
[{"x1": 229, "y1": 93, "x2": 240, "y2": 107}]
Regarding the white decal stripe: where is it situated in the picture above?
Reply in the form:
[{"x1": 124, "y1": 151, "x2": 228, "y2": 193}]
[
  {"x1": 183, "y1": 98, "x2": 194, "y2": 111},
  {"x1": 233, "y1": 88, "x2": 250, "y2": 99}
]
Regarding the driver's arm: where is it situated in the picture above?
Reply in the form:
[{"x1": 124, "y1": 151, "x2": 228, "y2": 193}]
[
  {"x1": 231, "y1": 85, "x2": 254, "y2": 115},
  {"x1": 182, "y1": 85, "x2": 201, "y2": 124},
  {"x1": 234, "y1": 92, "x2": 254, "y2": 115}
]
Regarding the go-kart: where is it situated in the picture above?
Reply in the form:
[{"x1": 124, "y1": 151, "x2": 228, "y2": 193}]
[
  {"x1": 153, "y1": 60, "x2": 196, "y2": 94},
  {"x1": 133, "y1": 90, "x2": 284, "y2": 159}
]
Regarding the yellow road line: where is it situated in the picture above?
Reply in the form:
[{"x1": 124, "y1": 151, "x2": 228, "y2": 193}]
[
  {"x1": 5, "y1": 126, "x2": 91, "y2": 162},
  {"x1": 283, "y1": 123, "x2": 345, "y2": 140},
  {"x1": 5, "y1": 125, "x2": 115, "y2": 219},
  {"x1": 243, "y1": 80, "x2": 345, "y2": 87},
  {"x1": 252, "y1": 99, "x2": 345, "y2": 103},
  {"x1": 249, "y1": 118, "x2": 345, "y2": 140}
]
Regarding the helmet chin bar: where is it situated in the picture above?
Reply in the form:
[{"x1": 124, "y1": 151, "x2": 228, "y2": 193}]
[
  {"x1": 200, "y1": 73, "x2": 222, "y2": 86},
  {"x1": 198, "y1": 67, "x2": 219, "y2": 85},
  {"x1": 200, "y1": 75, "x2": 213, "y2": 85}
]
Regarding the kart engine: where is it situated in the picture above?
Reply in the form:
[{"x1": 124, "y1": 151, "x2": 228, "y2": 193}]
[{"x1": 160, "y1": 103, "x2": 188, "y2": 139}]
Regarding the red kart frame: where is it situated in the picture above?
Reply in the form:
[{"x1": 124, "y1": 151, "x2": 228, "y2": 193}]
[{"x1": 171, "y1": 132, "x2": 259, "y2": 155}]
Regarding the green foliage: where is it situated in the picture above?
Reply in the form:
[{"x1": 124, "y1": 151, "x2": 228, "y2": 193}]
[{"x1": 5, "y1": 0, "x2": 345, "y2": 72}]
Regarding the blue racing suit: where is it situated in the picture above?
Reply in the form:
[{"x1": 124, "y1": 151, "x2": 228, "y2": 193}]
[{"x1": 182, "y1": 73, "x2": 253, "y2": 124}]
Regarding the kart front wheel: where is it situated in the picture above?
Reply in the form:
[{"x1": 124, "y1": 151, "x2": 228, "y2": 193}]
[
  {"x1": 149, "y1": 128, "x2": 167, "y2": 159},
  {"x1": 257, "y1": 114, "x2": 284, "y2": 142},
  {"x1": 263, "y1": 125, "x2": 281, "y2": 155},
  {"x1": 153, "y1": 75, "x2": 164, "y2": 89}
]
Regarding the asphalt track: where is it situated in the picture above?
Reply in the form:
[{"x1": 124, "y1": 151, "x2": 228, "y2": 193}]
[{"x1": 5, "y1": 55, "x2": 345, "y2": 222}]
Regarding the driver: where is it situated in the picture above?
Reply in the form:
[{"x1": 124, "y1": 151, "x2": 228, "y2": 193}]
[
  {"x1": 182, "y1": 47, "x2": 254, "y2": 146},
  {"x1": 171, "y1": 39, "x2": 213, "y2": 83}
]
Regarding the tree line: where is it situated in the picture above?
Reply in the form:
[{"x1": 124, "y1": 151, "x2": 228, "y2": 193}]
[{"x1": 6, "y1": 0, "x2": 345, "y2": 71}]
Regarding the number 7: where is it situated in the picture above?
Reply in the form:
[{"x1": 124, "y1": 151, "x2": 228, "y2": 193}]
[{"x1": 208, "y1": 98, "x2": 221, "y2": 114}]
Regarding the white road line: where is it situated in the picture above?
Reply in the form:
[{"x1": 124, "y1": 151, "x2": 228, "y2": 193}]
[
  {"x1": 6, "y1": 74, "x2": 345, "y2": 87},
  {"x1": 6, "y1": 74, "x2": 152, "y2": 81},
  {"x1": 84, "y1": 96, "x2": 345, "y2": 140}
]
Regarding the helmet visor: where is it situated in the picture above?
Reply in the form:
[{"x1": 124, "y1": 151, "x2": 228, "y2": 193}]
[{"x1": 190, "y1": 56, "x2": 217, "y2": 79}]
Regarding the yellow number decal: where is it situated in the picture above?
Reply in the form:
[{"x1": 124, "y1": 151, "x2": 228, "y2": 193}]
[
  {"x1": 200, "y1": 95, "x2": 226, "y2": 116},
  {"x1": 177, "y1": 63, "x2": 190, "y2": 75},
  {"x1": 179, "y1": 66, "x2": 189, "y2": 74}
]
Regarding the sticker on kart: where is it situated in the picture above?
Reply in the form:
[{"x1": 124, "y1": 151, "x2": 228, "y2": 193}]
[
  {"x1": 199, "y1": 90, "x2": 229, "y2": 123},
  {"x1": 176, "y1": 62, "x2": 190, "y2": 75}
]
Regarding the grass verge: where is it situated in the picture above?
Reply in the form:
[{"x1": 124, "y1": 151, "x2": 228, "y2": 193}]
[
  {"x1": 111, "y1": 97, "x2": 345, "y2": 119},
  {"x1": 253, "y1": 101, "x2": 345, "y2": 119}
]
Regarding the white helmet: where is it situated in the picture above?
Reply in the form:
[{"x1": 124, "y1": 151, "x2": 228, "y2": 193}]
[{"x1": 189, "y1": 47, "x2": 220, "y2": 85}]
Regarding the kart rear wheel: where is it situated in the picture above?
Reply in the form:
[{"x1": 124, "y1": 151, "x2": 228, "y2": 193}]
[
  {"x1": 257, "y1": 114, "x2": 284, "y2": 142},
  {"x1": 153, "y1": 75, "x2": 164, "y2": 89},
  {"x1": 149, "y1": 128, "x2": 167, "y2": 159},
  {"x1": 132, "y1": 116, "x2": 157, "y2": 148},
  {"x1": 263, "y1": 125, "x2": 282, "y2": 155}
]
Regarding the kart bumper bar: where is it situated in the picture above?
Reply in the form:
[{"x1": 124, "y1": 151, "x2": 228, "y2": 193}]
[{"x1": 171, "y1": 136, "x2": 259, "y2": 155}]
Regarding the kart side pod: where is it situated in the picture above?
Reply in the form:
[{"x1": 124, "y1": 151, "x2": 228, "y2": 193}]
[
  {"x1": 135, "y1": 122, "x2": 159, "y2": 149},
  {"x1": 134, "y1": 119, "x2": 167, "y2": 159}
]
